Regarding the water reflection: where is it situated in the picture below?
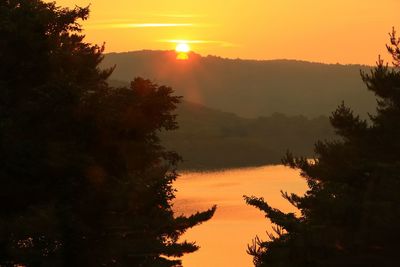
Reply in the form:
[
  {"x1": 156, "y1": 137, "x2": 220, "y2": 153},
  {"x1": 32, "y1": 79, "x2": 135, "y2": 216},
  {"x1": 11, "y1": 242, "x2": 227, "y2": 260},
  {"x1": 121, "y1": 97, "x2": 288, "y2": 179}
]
[{"x1": 173, "y1": 165, "x2": 307, "y2": 267}]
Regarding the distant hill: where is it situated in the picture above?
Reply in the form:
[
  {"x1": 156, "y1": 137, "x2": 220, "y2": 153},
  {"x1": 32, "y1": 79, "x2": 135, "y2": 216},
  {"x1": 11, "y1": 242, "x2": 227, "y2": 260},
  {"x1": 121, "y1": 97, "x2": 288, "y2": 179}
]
[
  {"x1": 161, "y1": 101, "x2": 334, "y2": 170},
  {"x1": 102, "y1": 50, "x2": 376, "y2": 118},
  {"x1": 104, "y1": 81, "x2": 335, "y2": 169}
]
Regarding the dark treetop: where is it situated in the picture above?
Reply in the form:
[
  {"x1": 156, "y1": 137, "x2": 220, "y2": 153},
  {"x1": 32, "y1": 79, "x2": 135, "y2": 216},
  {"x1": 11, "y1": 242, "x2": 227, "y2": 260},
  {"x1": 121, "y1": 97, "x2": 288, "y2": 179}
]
[
  {"x1": 245, "y1": 30, "x2": 400, "y2": 267},
  {"x1": 0, "y1": 1, "x2": 215, "y2": 266}
]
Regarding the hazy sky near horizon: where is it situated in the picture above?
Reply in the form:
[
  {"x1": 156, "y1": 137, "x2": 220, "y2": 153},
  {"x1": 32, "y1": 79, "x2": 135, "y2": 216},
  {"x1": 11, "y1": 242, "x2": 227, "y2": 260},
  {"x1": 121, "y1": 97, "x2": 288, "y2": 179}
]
[{"x1": 55, "y1": 0, "x2": 399, "y2": 64}]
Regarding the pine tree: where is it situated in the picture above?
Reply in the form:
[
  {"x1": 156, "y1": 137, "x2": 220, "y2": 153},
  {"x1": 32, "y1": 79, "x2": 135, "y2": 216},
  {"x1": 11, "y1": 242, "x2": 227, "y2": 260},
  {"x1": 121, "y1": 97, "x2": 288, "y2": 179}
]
[
  {"x1": 245, "y1": 29, "x2": 400, "y2": 267},
  {"x1": 0, "y1": 1, "x2": 215, "y2": 266}
]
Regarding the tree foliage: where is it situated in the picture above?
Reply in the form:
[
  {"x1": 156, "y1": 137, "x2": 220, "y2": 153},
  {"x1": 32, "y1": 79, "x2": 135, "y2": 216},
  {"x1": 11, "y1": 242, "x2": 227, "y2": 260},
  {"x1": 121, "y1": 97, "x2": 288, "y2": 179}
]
[
  {"x1": 245, "y1": 29, "x2": 400, "y2": 267},
  {"x1": 0, "y1": 1, "x2": 215, "y2": 266}
]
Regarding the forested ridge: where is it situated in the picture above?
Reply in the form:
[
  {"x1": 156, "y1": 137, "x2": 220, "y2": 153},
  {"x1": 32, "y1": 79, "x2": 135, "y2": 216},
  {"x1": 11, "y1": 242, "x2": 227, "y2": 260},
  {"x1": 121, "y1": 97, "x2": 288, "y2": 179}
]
[
  {"x1": 103, "y1": 50, "x2": 376, "y2": 118},
  {"x1": 161, "y1": 101, "x2": 334, "y2": 170},
  {"x1": 108, "y1": 80, "x2": 336, "y2": 171}
]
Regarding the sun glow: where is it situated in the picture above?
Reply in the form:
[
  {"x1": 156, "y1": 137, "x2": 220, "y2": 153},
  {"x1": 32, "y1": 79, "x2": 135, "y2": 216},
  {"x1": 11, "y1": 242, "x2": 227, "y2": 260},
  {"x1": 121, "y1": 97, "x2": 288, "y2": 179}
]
[
  {"x1": 175, "y1": 42, "x2": 190, "y2": 60},
  {"x1": 176, "y1": 53, "x2": 189, "y2": 60}
]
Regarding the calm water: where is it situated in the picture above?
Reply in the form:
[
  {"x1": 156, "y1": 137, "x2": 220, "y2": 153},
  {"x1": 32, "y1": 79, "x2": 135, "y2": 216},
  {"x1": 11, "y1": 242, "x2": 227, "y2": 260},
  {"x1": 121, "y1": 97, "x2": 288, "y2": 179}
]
[{"x1": 173, "y1": 165, "x2": 307, "y2": 267}]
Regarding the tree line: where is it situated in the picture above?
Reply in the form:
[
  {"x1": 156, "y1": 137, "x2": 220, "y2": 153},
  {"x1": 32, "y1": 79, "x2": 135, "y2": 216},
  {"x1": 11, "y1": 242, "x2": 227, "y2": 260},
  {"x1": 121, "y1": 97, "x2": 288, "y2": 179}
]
[{"x1": 161, "y1": 103, "x2": 334, "y2": 170}]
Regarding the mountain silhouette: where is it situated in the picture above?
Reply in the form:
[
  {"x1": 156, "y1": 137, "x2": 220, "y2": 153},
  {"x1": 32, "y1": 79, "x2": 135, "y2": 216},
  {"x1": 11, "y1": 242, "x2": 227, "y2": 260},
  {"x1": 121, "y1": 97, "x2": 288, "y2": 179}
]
[{"x1": 102, "y1": 50, "x2": 376, "y2": 118}]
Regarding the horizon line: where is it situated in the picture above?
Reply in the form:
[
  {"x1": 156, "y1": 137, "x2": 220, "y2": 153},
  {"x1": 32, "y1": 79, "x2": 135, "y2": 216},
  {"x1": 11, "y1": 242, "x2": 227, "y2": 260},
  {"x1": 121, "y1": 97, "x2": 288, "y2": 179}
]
[{"x1": 104, "y1": 49, "x2": 375, "y2": 66}]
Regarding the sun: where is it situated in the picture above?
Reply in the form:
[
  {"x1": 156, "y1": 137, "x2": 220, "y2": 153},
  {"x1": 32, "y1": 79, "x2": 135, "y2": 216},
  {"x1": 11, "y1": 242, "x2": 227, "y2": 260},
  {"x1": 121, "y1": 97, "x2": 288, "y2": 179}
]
[
  {"x1": 174, "y1": 42, "x2": 191, "y2": 60},
  {"x1": 175, "y1": 42, "x2": 191, "y2": 53}
]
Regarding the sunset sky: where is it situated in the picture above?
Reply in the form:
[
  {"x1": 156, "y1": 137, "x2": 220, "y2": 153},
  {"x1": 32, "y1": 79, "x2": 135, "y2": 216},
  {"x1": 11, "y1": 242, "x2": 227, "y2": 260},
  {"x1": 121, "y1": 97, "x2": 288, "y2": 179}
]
[{"x1": 55, "y1": 0, "x2": 400, "y2": 64}]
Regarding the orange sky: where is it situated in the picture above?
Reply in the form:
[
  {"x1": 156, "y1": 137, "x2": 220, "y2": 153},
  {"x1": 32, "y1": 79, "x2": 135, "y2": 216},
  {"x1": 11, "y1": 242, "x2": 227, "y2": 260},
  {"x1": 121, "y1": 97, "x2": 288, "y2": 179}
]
[{"x1": 54, "y1": 0, "x2": 399, "y2": 64}]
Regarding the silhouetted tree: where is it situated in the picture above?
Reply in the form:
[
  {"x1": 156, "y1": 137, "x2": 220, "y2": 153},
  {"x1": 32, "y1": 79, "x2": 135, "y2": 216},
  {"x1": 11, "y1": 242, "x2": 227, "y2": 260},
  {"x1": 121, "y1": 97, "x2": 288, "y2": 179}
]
[
  {"x1": 0, "y1": 1, "x2": 215, "y2": 266},
  {"x1": 245, "y1": 29, "x2": 400, "y2": 267}
]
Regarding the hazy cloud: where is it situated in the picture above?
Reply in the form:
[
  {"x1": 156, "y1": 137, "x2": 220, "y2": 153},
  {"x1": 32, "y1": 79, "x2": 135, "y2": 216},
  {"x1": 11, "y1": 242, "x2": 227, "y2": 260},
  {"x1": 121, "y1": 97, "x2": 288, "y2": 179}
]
[
  {"x1": 146, "y1": 13, "x2": 206, "y2": 18},
  {"x1": 86, "y1": 23, "x2": 198, "y2": 29},
  {"x1": 161, "y1": 39, "x2": 239, "y2": 47}
]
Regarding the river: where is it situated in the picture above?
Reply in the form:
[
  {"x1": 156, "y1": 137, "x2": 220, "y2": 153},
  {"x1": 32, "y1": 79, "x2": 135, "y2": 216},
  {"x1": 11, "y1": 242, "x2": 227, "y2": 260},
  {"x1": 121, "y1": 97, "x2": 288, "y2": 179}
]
[{"x1": 172, "y1": 165, "x2": 307, "y2": 267}]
